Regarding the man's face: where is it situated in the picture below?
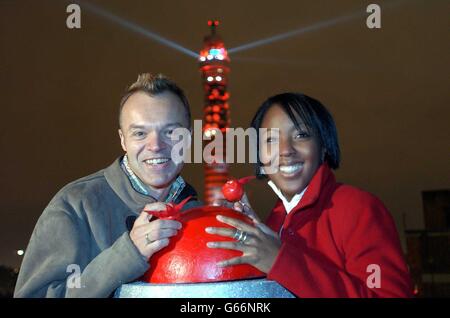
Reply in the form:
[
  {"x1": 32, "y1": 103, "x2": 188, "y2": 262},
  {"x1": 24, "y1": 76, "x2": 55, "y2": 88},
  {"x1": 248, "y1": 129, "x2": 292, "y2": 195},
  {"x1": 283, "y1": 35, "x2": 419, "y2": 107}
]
[{"x1": 119, "y1": 91, "x2": 190, "y2": 192}]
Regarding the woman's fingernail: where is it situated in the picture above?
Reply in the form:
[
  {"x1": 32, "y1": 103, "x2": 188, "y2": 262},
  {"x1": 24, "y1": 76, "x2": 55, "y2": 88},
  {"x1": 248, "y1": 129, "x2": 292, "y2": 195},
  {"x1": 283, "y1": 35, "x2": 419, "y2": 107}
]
[
  {"x1": 205, "y1": 227, "x2": 213, "y2": 233},
  {"x1": 216, "y1": 215, "x2": 224, "y2": 221},
  {"x1": 207, "y1": 242, "x2": 215, "y2": 248}
]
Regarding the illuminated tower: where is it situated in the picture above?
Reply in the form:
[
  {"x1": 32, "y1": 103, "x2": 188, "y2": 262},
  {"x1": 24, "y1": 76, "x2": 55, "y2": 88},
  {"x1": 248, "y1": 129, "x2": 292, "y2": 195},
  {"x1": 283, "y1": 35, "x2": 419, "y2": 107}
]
[{"x1": 198, "y1": 20, "x2": 231, "y2": 204}]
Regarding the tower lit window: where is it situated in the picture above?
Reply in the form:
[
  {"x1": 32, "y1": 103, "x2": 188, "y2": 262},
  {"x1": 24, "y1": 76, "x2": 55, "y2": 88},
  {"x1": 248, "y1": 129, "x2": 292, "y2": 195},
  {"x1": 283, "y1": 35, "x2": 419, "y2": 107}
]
[{"x1": 199, "y1": 20, "x2": 231, "y2": 204}]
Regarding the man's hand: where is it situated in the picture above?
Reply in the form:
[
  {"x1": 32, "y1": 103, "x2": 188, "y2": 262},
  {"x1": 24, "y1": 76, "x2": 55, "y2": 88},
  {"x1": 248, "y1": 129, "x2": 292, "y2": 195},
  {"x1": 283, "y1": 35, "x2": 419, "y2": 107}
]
[{"x1": 129, "y1": 202, "x2": 182, "y2": 259}]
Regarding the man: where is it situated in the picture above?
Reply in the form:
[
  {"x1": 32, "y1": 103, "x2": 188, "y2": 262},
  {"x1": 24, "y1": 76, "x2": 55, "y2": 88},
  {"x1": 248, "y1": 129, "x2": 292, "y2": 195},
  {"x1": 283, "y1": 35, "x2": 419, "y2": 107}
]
[{"x1": 14, "y1": 73, "x2": 200, "y2": 297}]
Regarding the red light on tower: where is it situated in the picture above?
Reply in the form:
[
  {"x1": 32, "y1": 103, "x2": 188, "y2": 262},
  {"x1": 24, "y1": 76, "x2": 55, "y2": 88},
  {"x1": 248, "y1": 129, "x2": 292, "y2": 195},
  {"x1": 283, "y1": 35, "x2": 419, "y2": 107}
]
[{"x1": 199, "y1": 20, "x2": 231, "y2": 204}]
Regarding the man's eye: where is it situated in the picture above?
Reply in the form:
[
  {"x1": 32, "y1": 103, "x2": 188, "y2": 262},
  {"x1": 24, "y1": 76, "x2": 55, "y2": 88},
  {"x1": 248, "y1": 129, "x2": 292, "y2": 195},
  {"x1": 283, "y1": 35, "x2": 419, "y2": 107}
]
[
  {"x1": 165, "y1": 129, "x2": 174, "y2": 136},
  {"x1": 133, "y1": 131, "x2": 146, "y2": 137}
]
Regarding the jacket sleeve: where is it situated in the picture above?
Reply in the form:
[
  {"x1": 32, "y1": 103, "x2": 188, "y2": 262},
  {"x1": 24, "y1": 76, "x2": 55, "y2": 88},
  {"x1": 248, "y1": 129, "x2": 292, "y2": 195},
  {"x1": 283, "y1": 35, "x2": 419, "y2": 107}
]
[
  {"x1": 267, "y1": 193, "x2": 413, "y2": 298},
  {"x1": 14, "y1": 202, "x2": 149, "y2": 298}
]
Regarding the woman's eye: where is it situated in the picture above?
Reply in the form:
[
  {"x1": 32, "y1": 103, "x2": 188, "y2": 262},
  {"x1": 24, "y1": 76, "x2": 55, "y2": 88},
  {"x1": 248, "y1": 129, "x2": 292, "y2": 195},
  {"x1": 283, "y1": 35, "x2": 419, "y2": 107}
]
[
  {"x1": 164, "y1": 129, "x2": 174, "y2": 137},
  {"x1": 295, "y1": 131, "x2": 309, "y2": 139}
]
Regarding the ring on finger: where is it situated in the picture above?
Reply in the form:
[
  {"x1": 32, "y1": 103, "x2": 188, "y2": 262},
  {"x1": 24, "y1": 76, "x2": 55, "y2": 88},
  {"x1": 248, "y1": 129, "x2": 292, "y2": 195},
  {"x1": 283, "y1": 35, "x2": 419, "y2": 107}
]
[
  {"x1": 233, "y1": 229, "x2": 249, "y2": 244},
  {"x1": 239, "y1": 231, "x2": 249, "y2": 243},
  {"x1": 233, "y1": 229, "x2": 242, "y2": 241}
]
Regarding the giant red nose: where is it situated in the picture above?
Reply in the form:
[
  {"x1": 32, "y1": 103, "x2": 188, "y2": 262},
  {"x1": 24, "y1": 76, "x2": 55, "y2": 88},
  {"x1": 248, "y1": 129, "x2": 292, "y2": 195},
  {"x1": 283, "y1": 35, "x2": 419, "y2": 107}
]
[
  {"x1": 141, "y1": 206, "x2": 265, "y2": 283},
  {"x1": 221, "y1": 176, "x2": 256, "y2": 202}
]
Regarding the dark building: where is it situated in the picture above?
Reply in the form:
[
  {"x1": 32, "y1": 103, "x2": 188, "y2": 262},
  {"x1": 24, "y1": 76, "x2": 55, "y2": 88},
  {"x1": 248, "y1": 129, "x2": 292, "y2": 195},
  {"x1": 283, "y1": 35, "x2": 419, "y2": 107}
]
[
  {"x1": 0, "y1": 265, "x2": 18, "y2": 298},
  {"x1": 405, "y1": 190, "x2": 450, "y2": 297}
]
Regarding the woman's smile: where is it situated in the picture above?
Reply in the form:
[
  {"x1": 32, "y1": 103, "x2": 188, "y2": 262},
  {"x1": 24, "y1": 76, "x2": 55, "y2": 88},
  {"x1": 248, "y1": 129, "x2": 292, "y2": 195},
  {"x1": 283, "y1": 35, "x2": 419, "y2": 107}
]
[{"x1": 278, "y1": 162, "x2": 303, "y2": 177}]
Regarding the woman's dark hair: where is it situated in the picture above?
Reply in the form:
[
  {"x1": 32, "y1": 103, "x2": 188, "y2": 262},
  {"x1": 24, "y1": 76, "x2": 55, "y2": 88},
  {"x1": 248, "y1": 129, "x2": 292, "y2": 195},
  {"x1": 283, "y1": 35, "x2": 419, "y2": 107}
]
[{"x1": 250, "y1": 92, "x2": 340, "y2": 177}]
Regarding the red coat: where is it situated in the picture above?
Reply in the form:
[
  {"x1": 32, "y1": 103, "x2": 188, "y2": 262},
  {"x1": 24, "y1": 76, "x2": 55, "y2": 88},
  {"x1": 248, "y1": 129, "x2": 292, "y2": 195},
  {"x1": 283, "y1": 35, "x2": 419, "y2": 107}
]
[{"x1": 266, "y1": 164, "x2": 413, "y2": 298}]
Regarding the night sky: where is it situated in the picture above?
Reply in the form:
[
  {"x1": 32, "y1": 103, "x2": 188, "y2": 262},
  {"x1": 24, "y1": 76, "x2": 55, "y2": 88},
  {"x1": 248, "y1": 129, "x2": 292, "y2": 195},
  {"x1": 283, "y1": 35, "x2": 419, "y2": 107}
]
[{"x1": 1, "y1": 0, "x2": 449, "y2": 268}]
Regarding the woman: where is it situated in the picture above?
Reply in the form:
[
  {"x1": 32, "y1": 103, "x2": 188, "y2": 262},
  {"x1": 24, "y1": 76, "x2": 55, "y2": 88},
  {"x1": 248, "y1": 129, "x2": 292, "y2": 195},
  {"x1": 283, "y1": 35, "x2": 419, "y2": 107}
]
[{"x1": 206, "y1": 93, "x2": 413, "y2": 298}]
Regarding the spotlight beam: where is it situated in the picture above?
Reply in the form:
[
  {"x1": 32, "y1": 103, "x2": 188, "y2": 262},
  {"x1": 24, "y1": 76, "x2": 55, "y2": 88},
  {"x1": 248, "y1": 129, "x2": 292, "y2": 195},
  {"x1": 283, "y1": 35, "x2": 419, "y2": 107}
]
[
  {"x1": 228, "y1": 0, "x2": 406, "y2": 54},
  {"x1": 75, "y1": 1, "x2": 198, "y2": 58},
  {"x1": 232, "y1": 56, "x2": 372, "y2": 72}
]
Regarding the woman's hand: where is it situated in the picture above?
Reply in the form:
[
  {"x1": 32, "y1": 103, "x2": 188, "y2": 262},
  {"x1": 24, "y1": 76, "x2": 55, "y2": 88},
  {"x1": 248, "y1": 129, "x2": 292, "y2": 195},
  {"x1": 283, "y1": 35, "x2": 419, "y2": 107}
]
[
  {"x1": 205, "y1": 214, "x2": 281, "y2": 274},
  {"x1": 212, "y1": 193, "x2": 261, "y2": 222}
]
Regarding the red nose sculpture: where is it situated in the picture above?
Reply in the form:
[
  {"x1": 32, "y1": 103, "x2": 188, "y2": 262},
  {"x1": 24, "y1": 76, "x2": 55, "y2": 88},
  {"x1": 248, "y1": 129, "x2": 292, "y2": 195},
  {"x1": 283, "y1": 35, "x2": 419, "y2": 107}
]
[
  {"x1": 141, "y1": 206, "x2": 265, "y2": 283},
  {"x1": 222, "y1": 176, "x2": 256, "y2": 202}
]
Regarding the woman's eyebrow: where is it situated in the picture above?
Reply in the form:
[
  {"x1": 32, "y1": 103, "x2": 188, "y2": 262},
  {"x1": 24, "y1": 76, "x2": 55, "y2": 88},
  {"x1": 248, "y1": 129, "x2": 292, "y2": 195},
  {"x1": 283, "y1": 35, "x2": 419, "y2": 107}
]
[
  {"x1": 291, "y1": 121, "x2": 309, "y2": 131},
  {"x1": 260, "y1": 128, "x2": 279, "y2": 136}
]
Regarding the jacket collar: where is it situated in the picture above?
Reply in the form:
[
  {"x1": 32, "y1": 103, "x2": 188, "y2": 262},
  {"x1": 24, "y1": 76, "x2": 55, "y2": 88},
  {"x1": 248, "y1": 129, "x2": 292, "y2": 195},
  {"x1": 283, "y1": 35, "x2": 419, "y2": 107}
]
[
  {"x1": 268, "y1": 181, "x2": 308, "y2": 214},
  {"x1": 104, "y1": 157, "x2": 156, "y2": 215},
  {"x1": 272, "y1": 163, "x2": 336, "y2": 215}
]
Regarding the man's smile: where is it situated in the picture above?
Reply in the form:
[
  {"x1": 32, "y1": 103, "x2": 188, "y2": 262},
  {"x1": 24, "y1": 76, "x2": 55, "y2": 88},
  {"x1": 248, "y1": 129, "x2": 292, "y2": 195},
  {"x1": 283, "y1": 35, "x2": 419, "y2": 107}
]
[{"x1": 142, "y1": 157, "x2": 172, "y2": 170}]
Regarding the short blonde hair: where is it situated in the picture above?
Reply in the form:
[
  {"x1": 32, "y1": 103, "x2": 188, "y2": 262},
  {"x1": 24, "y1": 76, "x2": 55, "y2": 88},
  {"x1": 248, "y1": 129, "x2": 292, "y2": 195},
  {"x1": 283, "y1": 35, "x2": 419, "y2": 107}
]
[{"x1": 119, "y1": 73, "x2": 191, "y2": 128}]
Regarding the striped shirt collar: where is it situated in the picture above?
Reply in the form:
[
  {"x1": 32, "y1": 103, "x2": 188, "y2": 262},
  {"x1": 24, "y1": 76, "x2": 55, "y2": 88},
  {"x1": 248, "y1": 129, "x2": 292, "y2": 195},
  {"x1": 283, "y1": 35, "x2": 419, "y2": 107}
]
[{"x1": 120, "y1": 154, "x2": 185, "y2": 203}]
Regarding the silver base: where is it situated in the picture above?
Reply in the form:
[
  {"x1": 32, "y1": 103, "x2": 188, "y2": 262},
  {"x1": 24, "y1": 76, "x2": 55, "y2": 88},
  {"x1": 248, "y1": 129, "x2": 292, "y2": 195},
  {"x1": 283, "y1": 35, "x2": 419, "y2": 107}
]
[{"x1": 114, "y1": 278, "x2": 294, "y2": 298}]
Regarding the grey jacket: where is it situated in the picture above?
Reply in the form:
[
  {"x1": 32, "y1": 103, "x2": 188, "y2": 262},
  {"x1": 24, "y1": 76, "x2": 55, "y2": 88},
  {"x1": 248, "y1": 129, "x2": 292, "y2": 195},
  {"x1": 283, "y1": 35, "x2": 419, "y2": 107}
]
[{"x1": 14, "y1": 157, "x2": 200, "y2": 298}]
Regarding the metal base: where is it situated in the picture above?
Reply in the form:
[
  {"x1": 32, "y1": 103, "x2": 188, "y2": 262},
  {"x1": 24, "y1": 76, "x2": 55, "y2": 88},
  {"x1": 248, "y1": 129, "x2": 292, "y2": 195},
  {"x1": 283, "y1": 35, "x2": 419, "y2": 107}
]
[{"x1": 114, "y1": 278, "x2": 295, "y2": 298}]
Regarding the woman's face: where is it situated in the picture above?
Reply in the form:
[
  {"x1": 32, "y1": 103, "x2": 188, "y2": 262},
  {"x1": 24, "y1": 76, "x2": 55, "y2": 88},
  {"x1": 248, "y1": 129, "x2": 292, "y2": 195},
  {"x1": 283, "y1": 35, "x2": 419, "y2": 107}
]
[{"x1": 259, "y1": 104, "x2": 322, "y2": 200}]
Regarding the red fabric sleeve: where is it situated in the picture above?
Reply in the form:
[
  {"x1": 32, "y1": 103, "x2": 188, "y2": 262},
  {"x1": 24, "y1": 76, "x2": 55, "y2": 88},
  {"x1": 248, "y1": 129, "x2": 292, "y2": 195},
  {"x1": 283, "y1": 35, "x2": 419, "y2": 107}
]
[{"x1": 267, "y1": 191, "x2": 413, "y2": 298}]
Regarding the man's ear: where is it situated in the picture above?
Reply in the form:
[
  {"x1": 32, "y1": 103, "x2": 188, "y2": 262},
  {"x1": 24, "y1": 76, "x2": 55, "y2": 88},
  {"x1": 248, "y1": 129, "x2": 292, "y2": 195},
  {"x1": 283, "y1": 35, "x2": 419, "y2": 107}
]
[{"x1": 118, "y1": 129, "x2": 127, "y2": 152}]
